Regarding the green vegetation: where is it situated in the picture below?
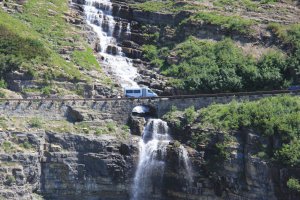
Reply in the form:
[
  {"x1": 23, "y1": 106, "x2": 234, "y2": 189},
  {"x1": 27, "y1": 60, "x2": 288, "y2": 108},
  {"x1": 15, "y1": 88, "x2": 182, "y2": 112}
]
[
  {"x1": 268, "y1": 23, "x2": 300, "y2": 84},
  {"x1": 71, "y1": 47, "x2": 101, "y2": 70},
  {"x1": 28, "y1": 117, "x2": 43, "y2": 128},
  {"x1": 132, "y1": 0, "x2": 278, "y2": 13},
  {"x1": 2, "y1": 141, "x2": 15, "y2": 153},
  {"x1": 0, "y1": 0, "x2": 110, "y2": 90},
  {"x1": 20, "y1": 141, "x2": 33, "y2": 150},
  {"x1": 213, "y1": 0, "x2": 277, "y2": 11},
  {"x1": 131, "y1": 0, "x2": 193, "y2": 13},
  {"x1": 142, "y1": 45, "x2": 165, "y2": 68},
  {"x1": 161, "y1": 37, "x2": 288, "y2": 93},
  {"x1": 183, "y1": 106, "x2": 197, "y2": 124},
  {"x1": 275, "y1": 140, "x2": 300, "y2": 167},
  {"x1": 287, "y1": 178, "x2": 300, "y2": 192},
  {"x1": 163, "y1": 96, "x2": 300, "y2": 167},
  {"x1": 185, "y1": 12, "x2": 255, "y2": 34},
  {"x1": 5, "y1": 175, "x2": 16, "y2": 186}
]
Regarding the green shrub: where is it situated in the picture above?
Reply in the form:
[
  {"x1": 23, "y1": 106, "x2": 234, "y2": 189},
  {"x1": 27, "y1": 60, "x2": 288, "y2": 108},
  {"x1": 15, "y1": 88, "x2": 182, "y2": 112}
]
[
  {"x1": 142, "y1": 45, "x2": 159, "y2": 61},
  {"x1": 29, "y1": 118, "x2": 43, "y2": 128},
  {"x1": 275, "y1": 140, "x2": 300, "y2": 167},
  {"x1": 287, "y1": 178, "x2": 300, "y2": 192},
  {"x1": 2, "y1": 141, "x2": 14, "y2": 153},
  {"x1": 75, "y1": 84, "x2": 85, "y2": 96},
  {"x1": 5, "y1": 175, "x2": 15, "y2": 186},
  {"x1": 184, "y1": 106, "x2": 197, "y2": 124},
  {"x1": 94, "y1": 129, "x2": 102, "y2": 135},
  {"x1": 0, "y1": 79, "x2": 7, "y2": 88},
  {"x1": 162, "y1": 37, "x2": 291, "y2": 93},
  {"x1": 121, "y1": 125, "x2": 130, "y2": 131},
  {"x1": 164, "y1": 96, "x2": 300, "y2": 167},
  {"x1": 20, "y1": 141, "x2": 33, "y2": 149},
  {"x1": 106, "y1": 122, "x2": 116, "y2": 132}
]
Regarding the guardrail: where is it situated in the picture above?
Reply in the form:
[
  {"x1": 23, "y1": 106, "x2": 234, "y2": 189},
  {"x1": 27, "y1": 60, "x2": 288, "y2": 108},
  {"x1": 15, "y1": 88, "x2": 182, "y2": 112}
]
[{"x1": 0, "y1": 89, "x2": 299, "y2": 102}]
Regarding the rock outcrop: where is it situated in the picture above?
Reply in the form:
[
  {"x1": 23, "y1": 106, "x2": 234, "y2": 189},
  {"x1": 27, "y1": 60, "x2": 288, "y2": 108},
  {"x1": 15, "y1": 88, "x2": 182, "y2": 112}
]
[{"x1": 0, "y1": 131, "x2": 138, "y2": 200}]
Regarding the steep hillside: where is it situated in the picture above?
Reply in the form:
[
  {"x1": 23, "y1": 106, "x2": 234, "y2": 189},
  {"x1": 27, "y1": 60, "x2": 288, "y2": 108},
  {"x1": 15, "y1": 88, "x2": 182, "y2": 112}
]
[
  {"x1": 0, "y1": 0, "x2": 115, "y2": 98},
  {"x1": 125, "y1": 0, "x2": 300, "y2": 94}
]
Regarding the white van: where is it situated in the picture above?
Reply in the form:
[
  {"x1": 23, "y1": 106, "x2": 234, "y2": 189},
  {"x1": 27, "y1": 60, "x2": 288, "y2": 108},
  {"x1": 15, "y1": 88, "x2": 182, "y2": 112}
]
[{"x1": 124, "y1": 87, "x2": 158, "y2": 98}]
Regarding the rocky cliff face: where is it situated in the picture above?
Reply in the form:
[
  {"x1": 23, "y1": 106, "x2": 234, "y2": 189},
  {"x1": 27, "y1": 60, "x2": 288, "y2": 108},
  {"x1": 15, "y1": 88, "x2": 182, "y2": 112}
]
[
  {"x1": 163, "y1": 120, "x2": 300, "y2": 200},
  {"x1": 0, "y1": 131, "x2": 139, "y2": 200}
]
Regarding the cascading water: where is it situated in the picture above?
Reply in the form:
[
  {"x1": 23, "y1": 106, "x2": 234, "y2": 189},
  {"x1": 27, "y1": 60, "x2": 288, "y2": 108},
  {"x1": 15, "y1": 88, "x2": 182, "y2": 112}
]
[
  {"x1": 131, "y1": 119, "x2": 193, "y2": 200},
  {"x1": 179, "y1": 145, "x2": 194, "y2": 192},
  {"x1": 84, "y1": 0, "x2": 139, "y2": 88},
  {"x1": 131, "y1": 119, "x2": 171, "y2": 200},
  {"x1": 83, "y1": 1, "x2": 194, "y2": 198}
]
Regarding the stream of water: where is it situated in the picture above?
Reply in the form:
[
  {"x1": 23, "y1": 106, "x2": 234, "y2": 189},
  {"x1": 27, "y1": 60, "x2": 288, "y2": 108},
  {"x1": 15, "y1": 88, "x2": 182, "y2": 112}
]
[
  {"x1": 84, "y1": 0, "x2": 138, "y2": 88},
  {"x1": 83, "y1": 1, "x2": 194, "y2": 199},
  {"x1": 131, "y1": 119, "x2": 194, "y2": 200}
]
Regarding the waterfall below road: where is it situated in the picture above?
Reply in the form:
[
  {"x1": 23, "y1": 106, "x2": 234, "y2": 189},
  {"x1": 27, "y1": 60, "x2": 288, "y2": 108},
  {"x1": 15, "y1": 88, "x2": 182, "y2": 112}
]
[
  {"x1": 131, "y1": 119, "x2": 193, "y2": 200},
  {"x1": 84, "y1": 0, "x2": 139, "y2": 88}
]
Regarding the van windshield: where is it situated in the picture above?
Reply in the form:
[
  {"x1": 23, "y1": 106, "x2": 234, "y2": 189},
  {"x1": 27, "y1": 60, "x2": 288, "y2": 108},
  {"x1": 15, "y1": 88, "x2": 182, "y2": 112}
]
[{"x1": 148, "y1": 90, "x2": 153, "y2": 93}]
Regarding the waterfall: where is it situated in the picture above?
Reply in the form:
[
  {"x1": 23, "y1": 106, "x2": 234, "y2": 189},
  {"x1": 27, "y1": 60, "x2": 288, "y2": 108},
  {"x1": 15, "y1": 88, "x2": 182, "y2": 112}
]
[
  {"x1": 179, "y1": 145, "x2": 194, "y2": 191},
  {"x1": 131, "y1": 119, "x2": 170, "y2": 200},
  {"x1": 83, "y1": 0, "x2": 138, "y2": 88},
  {"x1": 131, "y1": 119, "x2": 193, "y2": 200}
]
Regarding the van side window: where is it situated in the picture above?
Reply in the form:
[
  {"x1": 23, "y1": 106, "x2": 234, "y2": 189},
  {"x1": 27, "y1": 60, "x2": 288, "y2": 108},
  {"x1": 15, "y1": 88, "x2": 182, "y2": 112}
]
[
  {"x1": 126, "y1": 90, "x2": 133, "y2": 93},
  {"x1": 134, "y1": 90, "x2": 141, "y2": 93}
]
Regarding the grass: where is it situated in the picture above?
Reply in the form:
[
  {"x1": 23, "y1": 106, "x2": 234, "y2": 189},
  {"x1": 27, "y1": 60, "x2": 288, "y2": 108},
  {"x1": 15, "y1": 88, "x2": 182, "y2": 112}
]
[
  {"x1": 72, "y1": 47, "x2": 101, "y2": 70},
  {"x1": 2, "y1": 141, "x2": 15, "y2": 153},
  {"x1": 267, "y1": 23, "x2": 300, "y2": 46},
  {"x1": 185, "y1": 12, "x2": 256, "y2": 34},
  {"x1": 0, "y1": 0, "x2": 111, "y2": 88},
  {"x1": 131, "y1": 1, "x2": 182, "y2": 13}
]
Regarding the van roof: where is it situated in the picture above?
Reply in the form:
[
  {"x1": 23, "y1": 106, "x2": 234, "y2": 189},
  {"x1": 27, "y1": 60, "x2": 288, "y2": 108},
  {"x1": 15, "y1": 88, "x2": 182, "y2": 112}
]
[{"x1": 124, "y1": 87, "x2": 149, "y2": 90}]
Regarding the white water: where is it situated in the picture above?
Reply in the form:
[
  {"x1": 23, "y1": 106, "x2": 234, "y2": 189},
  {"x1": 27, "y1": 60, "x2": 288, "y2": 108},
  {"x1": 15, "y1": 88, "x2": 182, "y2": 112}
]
[
  {"x1": 84, "y1": 0, "x2": 139, "y2": 88},
  {"x1": 132, "y1": 119, "x2": 171, "y2": 200},
  {"x1": 131, "y1": 119, "x2": 193, "y2": 200},
  {"x1": 179, "y1": 145, "x2": 194, "y2": 187}
]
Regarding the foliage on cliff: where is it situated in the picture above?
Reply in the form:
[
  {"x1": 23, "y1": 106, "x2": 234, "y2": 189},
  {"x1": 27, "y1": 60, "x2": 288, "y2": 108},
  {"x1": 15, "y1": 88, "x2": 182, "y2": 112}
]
[
  {"x1": 163, "y1": 95, "x2": 300, "y2": 167},
  {"x1": 137, "y1": 0, "x2": 300, "y2": 93},
  {"x1": 154, "y1": 37, "x2": 289, "y2": 92}
]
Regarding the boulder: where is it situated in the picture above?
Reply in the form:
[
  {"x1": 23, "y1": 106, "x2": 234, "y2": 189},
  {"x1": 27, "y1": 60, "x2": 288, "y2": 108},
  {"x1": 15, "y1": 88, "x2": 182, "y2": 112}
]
[{"x1": 129, "y1": 116, "x2": 145, "y2": 136}]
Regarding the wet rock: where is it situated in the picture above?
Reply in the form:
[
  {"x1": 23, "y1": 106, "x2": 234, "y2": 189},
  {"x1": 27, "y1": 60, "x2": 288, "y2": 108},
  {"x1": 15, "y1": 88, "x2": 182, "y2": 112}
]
[{"x1": 129, "y1": 116, "x2": 146, "y2": 136}]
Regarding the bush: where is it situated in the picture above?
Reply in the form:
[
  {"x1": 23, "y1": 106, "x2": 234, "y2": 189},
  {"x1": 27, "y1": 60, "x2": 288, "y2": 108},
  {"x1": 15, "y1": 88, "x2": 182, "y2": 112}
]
[
  {"x1": 0, "y1": 79, "x2": 7, "y2": 88},
  {"x1": 41, "y1": 86, "x2": 52, "y2": 96},
  {"x1": 94, "y1": 128, "x2": 104, "y2": 136},
  {"x1": 287, "y1": 178, "x2": 300, "y2": 192},
  {"x1": 184, "y1": 106, "x2": 197, "y2": 124},
  {"x1": 106, "y1": 122, "x2": 116, "y2": 132},
  {"x1": 142, "y1": 45, "x2": 159, "y2": 61},
  {"x1": 162, "y1": 37, "x2": 290, "y2": 93},
  {"x1": 142, "y1": 45, "x2": 164, "y2": 68},
  {"x1": 29, "y1": 118, "x2": 43, "y2": 128},
  {"x1": 20, "y1": 141, "x2": 32, "y2": 149},
  {"x1": 275, "y1": 140, "x2": 300, "y2": 167},
  {"x1": 164, "y1": 96, "x2": 300, "y2": 167}
]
